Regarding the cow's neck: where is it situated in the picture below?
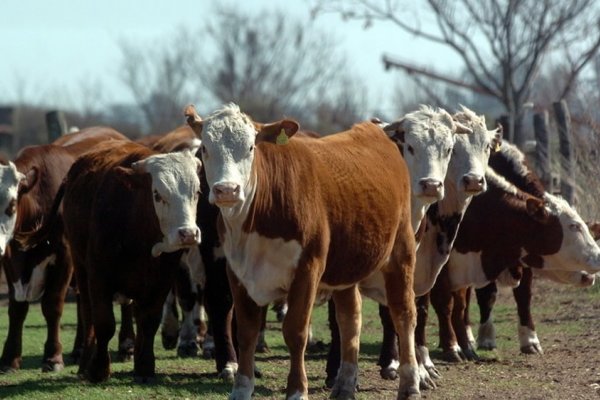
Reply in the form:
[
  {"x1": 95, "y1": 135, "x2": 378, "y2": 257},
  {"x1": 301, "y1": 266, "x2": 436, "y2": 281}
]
[
  {"x1": 413, "y1": 180, "x2": 473, "y2": 295},
  {"x1": 411, "y1": 197, "x2": 430, "y2": 234}
]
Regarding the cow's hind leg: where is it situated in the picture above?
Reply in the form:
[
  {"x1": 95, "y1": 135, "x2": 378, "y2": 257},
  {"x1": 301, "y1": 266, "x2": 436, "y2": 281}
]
[
  {"x1": 87, "y1": 289, "x2": 115, "y2": 383},
  {"x1": 475, "y1": 282, "x2": 497, "y2": 350},
  {"x1": 513, "y1": 269, "x2": 542, "y2": 354},
  {"x1": 415, "y1": 294, "x2": 439, "y2": 380},
  {"x1": 330, "y1": 286, "x2": 361, "y2": 400},
  {"x1": 385, "y1": 231, "x2": 419, "y2": 400},
  {"x1": 281, "y1": 259, "x2": 321, "y2": 400}
]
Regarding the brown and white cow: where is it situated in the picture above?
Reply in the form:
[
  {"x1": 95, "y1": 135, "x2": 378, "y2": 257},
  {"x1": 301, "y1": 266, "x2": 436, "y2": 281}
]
[
  {"x1": 185, "y1": 103, "x2": 418, "y2": 400},
  {"x1": 430, "y1": 165, "x2": 600, "y2": 361},
  {"x1": 20, "y1": 140, "x2": 202, "y2": 383},
  {"x1": 1, "y1": 127, "x2": 127, "y2": 373},
  {"x1": 356, "y1": 107, "x2": 501, "y2": 386}
]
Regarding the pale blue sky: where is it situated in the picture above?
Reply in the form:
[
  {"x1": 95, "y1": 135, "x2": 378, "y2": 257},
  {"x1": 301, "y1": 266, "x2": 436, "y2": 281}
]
[{"x1": 0, "y1": 0, "x2": 462, "y2": 114}]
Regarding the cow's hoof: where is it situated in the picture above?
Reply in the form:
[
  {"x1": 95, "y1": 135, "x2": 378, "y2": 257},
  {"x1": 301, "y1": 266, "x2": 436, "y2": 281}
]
[
  {"x1": 521, "y1": 343, "x2": 543, "y2": 355},
  {"x1": 380, "y1": 366, "x2": 398, "y2": 380},
  {"x1": 177, "y1": 341, "x2": 199, "y2": 358},
  {"x1": 440, "y1": 349, "x2": 465, "y2": 363},
  {"x1": 254, "y1": 365, "x2": 263, "y2": 379},
  {"x1": 219, "y1": 363, "x2": 237, "y2": 383},
  {"x1": 161, "y1": 334, "x2": 178, "y2": 350},
  {"x1": 255, "y1": 341, "x2": 270, "y2": 354},
  {"x1": 202, "y1": 346, "x2": 215, "y2": 359},
  {"x1": 41, "y1": 360, "x2": 64, "y2": 373},
  {"x1": 118, "y1": 340, "x2": 135, "y2": 362},
  {"x1": 418, "y1": 365, "x2": 436, "y2": 390},
  {"x1": 425, "y1": 365, "x2": 441, "y2": 380},
  {"x1": 396, "y1": 389, "x2": 420, "y2": 400},
  {"x1": 462, "y1": 347, "x2": 480, "y2": 361},
  {"x1": 87, "y1": 367, "x2": 110, "y2": 383},
  {"x1": 0, "y1": 365, "x2": 17, "y2": 374},
  {"x1": 134, "y1": 375, "x2": 156, "y2": 384},
  {"x1": 477, "y1": 341, "x2": 497, "y2": 351}
]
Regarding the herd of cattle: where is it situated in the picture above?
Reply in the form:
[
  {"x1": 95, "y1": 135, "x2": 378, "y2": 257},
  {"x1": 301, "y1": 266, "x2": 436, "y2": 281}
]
[{"x1": 1, "y1": 102, "x2": 599, "y2": 400}]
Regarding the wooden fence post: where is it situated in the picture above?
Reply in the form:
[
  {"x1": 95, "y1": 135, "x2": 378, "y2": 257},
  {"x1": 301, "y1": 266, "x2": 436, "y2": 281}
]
[
  {"x1": 45, "y1": 110, "x2": 68, "y2": 143},
  {"x1": 552, "y1": 100, "x2": 575, "y2": 204},
  {"x1": 496, "y1": 114, "x2": 511, "y2": 143},
  {"x1": 0, "y1": 106, "x2": 15, "y2": 156},
  {"x1": 532, "y1": 111, "x2": 553, "y2": 193}
]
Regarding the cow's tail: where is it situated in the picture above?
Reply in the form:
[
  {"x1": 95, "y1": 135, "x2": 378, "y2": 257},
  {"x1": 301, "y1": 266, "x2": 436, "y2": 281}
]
[{"x1": 15, "y1": 180, "x2": 66, "y2": 250}]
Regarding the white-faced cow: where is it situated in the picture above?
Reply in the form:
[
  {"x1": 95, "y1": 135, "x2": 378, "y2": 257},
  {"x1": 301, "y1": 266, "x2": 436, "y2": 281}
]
[
  {"x1": 20, "y1": 140, "x2": 202, "y2": 383},
  {"x1": 1, "y1": 127, "x2": 127, "y2": 373},
  {"x1": 357, "y1": 107, "x2": 501, "y2": 386},
  {"x1": 429, "y1": 164, "x2": 600, "y2": 362},
  {"x1": 185, "y1": 103, "x2": 418, "y2": 400}
]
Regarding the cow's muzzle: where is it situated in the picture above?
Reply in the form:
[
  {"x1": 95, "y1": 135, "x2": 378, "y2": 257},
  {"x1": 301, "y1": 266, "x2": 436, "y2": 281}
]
[
  {"x1": 213, "y1": 182, "x2": 241, "y2": 206},
  {"x1": 179, "y1": 227, "x2": 201, "y2": 246},
  {"x1": 417, "y1": 178, "x2": 444, "y2": 201},
  {"x1": 462, "y1": 173, "x2": 486, "y2": 194}
]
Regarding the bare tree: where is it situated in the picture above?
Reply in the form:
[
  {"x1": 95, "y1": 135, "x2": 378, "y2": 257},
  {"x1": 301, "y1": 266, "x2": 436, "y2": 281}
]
[
  {"x1": 200, "y1": 7, "x2": 363, "y2": 130},
  {"x1": 313, "y1": 0, "x2": 600, "y2": 145},
  {"x1": 118, "y1": 28, "x2": 200, "y2": 134}
]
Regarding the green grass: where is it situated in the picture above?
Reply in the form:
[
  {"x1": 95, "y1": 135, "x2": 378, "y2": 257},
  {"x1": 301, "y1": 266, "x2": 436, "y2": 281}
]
[{"x1": 1, "y1": 284, "x2": 598, "y2": 399}]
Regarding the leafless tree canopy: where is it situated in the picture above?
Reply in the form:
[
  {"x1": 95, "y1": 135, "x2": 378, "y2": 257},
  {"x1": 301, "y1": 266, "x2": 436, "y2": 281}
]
[{"x1": 313, "y1": 0, "x2": 600, "y2": 144}]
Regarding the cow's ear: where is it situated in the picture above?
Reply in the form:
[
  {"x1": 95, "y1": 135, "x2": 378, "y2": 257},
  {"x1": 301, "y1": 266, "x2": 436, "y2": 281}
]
[
  {"x1": 587, "y1": 221, "x2": 600, "y2": 241},
  {"x1": 491, "y1": 124, "x2": 503, "y2": 152},
  {"x1": 184, "y1": 105, "x2": 203, "y2": 139},
  {"x1": 256, "y1": 119, "x2": 299, "y2": 145},
  {"x1": 18, "y1": 166, "x2": 38, "y2": 196},
  {"x1": 382, "y1": 119, "x2": 405, "y2": 143},
  {"x1": 526, "y1": 197, "x2": 549, "y2": 222},
  {"x1": 114, "y1": 166, "x2": 147, "y2": 188}
]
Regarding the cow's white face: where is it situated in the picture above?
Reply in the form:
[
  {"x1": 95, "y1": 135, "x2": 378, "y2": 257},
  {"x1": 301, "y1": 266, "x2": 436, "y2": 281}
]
[
  {"x1": 541, "y1": 193, "x2": 600, "y2": 273},
  {"x1": 187, "y1": 103, "x2": 298, "y2": 210},
  {"x1": 447, "y1": 108, "x2": 502, "y2": 198},
  {"x1": 131, "y1": 150, "x2": 202, "y2": 257},
  {"x1": 385, "y1": 106, "x2": 471, "y2": 203},
  {"x1": 197, "y1": 105, "x2": 258, "y2": 207},
  {"x1": 0, "y1": 162, "x2": 25, "y2": 256}
]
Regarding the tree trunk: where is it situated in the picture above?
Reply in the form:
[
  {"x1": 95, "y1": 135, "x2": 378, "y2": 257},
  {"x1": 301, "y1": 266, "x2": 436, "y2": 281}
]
[
  {"x1": 553, "y1": 100, "x2": 575, "y2": 204},
  {"x1": 532, "y1": 111, "x2": 552, "y2": 192}
]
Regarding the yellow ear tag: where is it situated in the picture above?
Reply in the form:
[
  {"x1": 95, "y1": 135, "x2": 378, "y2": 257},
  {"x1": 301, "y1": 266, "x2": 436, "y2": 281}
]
[
  {"x1": 276, "y1": 129, "x2": 289, "y2": 145},
  {"x1": 494, "y1": 142, "x2": 502, "y2": 152}
]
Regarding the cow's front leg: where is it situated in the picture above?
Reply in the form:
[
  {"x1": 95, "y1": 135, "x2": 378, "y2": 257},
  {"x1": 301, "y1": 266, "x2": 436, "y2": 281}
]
[
  {"x1": 0, "y1": 292, "x2": 29, "y2": 372},
  {"x1": 132, "y1": 302, "x2": 163, "y2": 383},
  {"x1": 330, "y1": 286, "x2": 361, "y2": 400},
  {"x1": 513, "y1": 269, "x2": 542, "y2": 354},
  {"x1": 40, "y1": 257, "x2": 72, "y2": 372},
  {"x1": 227, "y1": 267, "x2": 262, "y2": 400},
  {"x1": 282, "y1": 261, "x2": 320, "y2": 400}
]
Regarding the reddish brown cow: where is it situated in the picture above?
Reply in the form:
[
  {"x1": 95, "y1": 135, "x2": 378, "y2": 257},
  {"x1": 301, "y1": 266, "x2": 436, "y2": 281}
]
[
  {"x1": 20, "y1": 141, "x2": 203, "y2": 383},
  {"x1": 186, "y1": 104, "x2": 418, "y2": 400},
  {"x1": 1, "y1": 128, "x2": 127, "y2": 373}
]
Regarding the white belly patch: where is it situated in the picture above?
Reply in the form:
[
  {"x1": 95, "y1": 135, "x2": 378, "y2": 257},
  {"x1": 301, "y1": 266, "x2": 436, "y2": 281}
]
[
  {"x1": 13, "y1": 254, "x2": 56, "y2": 302},
  {"x1": 447, "y1": 250, "x2": 488, "y2": 290},
  {"x1": 224, "y1": 232, "x2": 302, "y2": 306}
]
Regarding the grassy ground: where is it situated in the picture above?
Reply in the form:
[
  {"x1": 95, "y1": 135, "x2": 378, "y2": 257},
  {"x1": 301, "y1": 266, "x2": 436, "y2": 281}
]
[{"x1": 1, "y1": 280, "x2": 600, "y2": 399}]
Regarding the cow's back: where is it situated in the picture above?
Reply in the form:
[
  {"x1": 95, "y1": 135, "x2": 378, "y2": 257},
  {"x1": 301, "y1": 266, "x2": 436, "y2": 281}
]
[
  {"x1": 251, "y1": 122, "x2": 410, "y2": 287},
  {"x1": 63, "y1": 141, "x2": 156, "y2": 268}
]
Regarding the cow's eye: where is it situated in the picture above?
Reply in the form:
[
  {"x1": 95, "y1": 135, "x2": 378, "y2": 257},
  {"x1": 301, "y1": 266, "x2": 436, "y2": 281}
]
[
  {"x1": 5, "y1": 199, "x2": 16, "y2": 217},
  {"x1": 249, "y1": 145, "x2": 254, "y2": 152},
  {"x1": 201, "y1": 145, "x2": 207, "y2": 155},
  {"x1": 407, "y1": 145, "x2": 415, "y2": 155},
  {"x1": 153, "y1": 190, "x2": 163, "y2": 203},
  {"x1": 569, "y1": 223, "x2": 582, "y2": 233}
]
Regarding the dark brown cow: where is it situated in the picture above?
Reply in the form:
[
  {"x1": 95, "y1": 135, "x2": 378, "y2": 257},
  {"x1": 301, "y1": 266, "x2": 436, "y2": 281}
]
[
  {"x1": 20, "y1": 140, "x2": 202, "y2": 382},
  {"x1": 0, "y1": 128, "x2": 127, "y2": 373},
  {"x1": 186, "y1": 104, "x2": 418, "y2": 400}
]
